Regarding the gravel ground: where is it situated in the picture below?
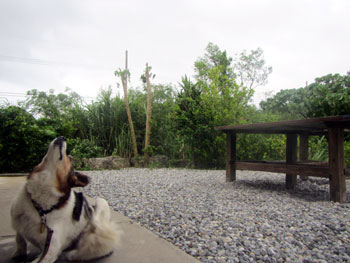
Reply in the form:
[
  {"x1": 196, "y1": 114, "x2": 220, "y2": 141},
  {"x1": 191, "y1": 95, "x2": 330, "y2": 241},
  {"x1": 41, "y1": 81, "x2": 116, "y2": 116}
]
[{"x1": 83, "y1": 168, "x2": 350, "y2": 263}]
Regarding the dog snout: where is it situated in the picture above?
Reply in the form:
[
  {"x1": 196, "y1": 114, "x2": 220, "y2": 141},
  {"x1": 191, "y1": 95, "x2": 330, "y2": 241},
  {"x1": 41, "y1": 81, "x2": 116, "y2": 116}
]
[{"x1": 54, "y1": 136, "x2": 66, "y2": 146}]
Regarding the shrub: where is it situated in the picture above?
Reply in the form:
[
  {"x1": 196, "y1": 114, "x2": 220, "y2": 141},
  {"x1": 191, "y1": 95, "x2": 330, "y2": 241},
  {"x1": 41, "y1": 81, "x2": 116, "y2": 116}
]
[
  {"x1": 0, "y1": 106, "x2": 55, "y2": 172},
  {"x1": 67, "y1": 138, "x2": 104, "y2": 159}
]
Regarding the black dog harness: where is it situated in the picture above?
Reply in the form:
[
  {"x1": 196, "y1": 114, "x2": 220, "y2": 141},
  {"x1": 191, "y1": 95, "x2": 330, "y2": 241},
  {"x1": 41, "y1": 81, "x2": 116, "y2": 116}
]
[{"x1": 28, "y1": 190, "x2": 91, "y2": 262}]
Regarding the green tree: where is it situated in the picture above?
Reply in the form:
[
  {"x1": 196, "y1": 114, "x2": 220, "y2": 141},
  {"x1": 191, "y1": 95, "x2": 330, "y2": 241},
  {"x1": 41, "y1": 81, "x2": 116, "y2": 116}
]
[
  {"x1": 195, "y1": 42, "x2": 234, "y2": 84},
  {"x1": 260, "y1": 72, "x2": 350, "y2": 119},
  {"x1": 260, "y1": 88, "x2": 308, "y2": 119},
  {"x1": 173, "y1": 43, "x2": 255, "y2": 167},
  {"x1": 303, "y1": 73, "x2": 350, "y2": 117},
  {"x1": 233, "y1": 48, "x2": 272, "y2": 91},
  {"x1": 20, "y1": 88, "x2": 83, "y2": 137},
  {"x1": 0, "y1": 106, "x2": 55, "y2": 172}
]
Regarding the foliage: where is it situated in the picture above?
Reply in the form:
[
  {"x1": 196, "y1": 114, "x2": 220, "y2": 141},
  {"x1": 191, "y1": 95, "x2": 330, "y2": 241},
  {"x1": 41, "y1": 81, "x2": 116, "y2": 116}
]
[
  {"x1": 21, "y1": 88, "x2": 82, "y2": 118},
  {"x1": 86, "y1": 88, "x2": 128, "y2": 155},
  {"x1": 260, "y1": 72, "x2": 350, "y2": 119},
  {"x1": 148, "y1": 84, "x2": 180, "y2": 159},
  {"x1": 308, "y1": 136, "x2": 328, "y2": 162},
  {"x1": 303, "y1": 73, "x2": 350, "y2": 117},
  {"x1": 237, "y1": 134, "x2": 285, "y2": 161},
  {"x1": 233, "y1": 48, "x2": 273, "y2": 90},
  {"x1": 67, "y1": 138, "x2": 103, "y2": 159},
  {"x1": 112, "y1": 127, "x2": 132, "y2": 158},
  {"x1": 20, "y1": 88, "x2": 84, "y2": 138},
  {"x1": 195, "y1": 42, "x2": 234, "y2": 83},
  {"x1": 260, "y1": 88, "x2": 308, "y2": 119},
  {"x1": 0, "y1": 106, "x2": 55, "y2": 172},
  {"x1": 173, "y1": 43, "x2": 256, "y2": 167},
  {"x1": 236, "y1": 110, "x2": 286, "y2": 161}
]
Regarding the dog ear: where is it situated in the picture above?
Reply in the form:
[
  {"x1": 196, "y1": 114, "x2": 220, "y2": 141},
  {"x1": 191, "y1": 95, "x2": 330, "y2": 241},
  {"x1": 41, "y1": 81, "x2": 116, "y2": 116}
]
[{"x1": 69, "y1": 172, "x2": 90, "y2": 188}]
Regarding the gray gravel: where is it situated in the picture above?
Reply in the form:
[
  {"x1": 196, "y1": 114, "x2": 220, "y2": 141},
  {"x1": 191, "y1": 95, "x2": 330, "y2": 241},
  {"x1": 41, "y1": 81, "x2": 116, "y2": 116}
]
[{"x1": 83, "y1": 168, "x2": 350, "y2": 263}]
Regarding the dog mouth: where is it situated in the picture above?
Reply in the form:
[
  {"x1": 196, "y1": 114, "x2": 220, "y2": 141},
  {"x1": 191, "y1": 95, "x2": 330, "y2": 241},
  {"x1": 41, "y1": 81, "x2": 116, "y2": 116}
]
[{"x1": 54, "y1": 136, "x2": 66, "y2": 160}]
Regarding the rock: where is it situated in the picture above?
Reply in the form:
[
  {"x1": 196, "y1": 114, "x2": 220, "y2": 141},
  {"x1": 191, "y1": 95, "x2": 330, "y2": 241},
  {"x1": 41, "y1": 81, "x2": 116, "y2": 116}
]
[
  {"x1": 87, "y1": 156, "x2": 130, "y2": 169},
  {"x1": 83, "y1": 169, "x2": 350, "y2": 263},
  {"x1": 149, "y1": 155, "x2": 169, "y2": 167},
  {"x1": 169, "y1": 159, "x2": 193, "y2": 168},
  {"x1": 131, "y1": 155, "x2": 169, "y2": 168},
  {"x1": 189, "y1": 248, "x2": 198, "y2": 256},
  {"x1": 71, "y1": 155, "x2": 83, "y2": 169}
]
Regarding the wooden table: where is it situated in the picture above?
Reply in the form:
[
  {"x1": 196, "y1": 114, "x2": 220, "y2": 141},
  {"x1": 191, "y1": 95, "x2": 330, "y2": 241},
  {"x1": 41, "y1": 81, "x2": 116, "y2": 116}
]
[{"x1": 216, "y1": 115, "x2": 350, "y2": 202}]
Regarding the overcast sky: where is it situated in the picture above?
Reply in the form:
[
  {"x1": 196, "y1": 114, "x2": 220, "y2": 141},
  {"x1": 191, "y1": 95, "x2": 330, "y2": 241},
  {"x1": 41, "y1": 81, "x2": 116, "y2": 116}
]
[{"x1": 1, "y1": 0, "x2": 349, "y2": 105}]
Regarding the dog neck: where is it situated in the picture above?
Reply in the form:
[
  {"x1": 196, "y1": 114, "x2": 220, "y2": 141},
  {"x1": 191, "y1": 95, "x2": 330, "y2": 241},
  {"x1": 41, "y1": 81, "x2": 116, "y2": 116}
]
[
  {"x1": 28, "y1": 190, "x2": 71, "y2": 217},
  {"x1": 26, "y1": 170, "x2": 70, "y2": 211}
]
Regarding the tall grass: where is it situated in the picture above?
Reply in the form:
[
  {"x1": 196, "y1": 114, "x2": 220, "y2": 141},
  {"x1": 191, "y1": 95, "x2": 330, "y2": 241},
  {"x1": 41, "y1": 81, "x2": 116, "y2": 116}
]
[
  {"x1": 113, "y1": 126, "x2": 133, "y2": 158},
  {"x1": 86, "y1": 88, "x2": 127, "y2": 155}
]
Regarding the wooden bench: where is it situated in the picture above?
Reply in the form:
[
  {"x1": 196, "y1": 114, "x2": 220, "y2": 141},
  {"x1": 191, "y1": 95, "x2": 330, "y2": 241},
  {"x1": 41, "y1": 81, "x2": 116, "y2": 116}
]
[{"x1": 216, "y1": 115, "x2": 350, "y2": 202}]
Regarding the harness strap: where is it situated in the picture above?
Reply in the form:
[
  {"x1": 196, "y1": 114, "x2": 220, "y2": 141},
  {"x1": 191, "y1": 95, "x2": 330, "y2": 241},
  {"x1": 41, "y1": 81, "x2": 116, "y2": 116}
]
[
  {"x1": 26, "y1": 189, "x2": 69, "y2": 262},
  {"x1": 37, "y1": 227, "x2": 54, "y2": 263},
  {"x1": 27, "y1": 189, "x2": 93, "y2": 261},
  {"x1": 30, "y1": 192, "x2": 70, "y2": 216}
]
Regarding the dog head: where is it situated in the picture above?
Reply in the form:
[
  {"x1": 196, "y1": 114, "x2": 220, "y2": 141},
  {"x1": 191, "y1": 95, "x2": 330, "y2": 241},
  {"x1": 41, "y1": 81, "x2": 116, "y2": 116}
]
[{"x1": 30, "y1": 136, "x2": 90, "y2": 194}]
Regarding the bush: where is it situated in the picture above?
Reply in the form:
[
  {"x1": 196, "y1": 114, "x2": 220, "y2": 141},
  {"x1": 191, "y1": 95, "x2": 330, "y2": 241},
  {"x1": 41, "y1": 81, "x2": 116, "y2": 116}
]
[
  {"x1": 237, "y1": 134, "x2": 285, "y2": 161},
  {"x1": 0, "y1": 106, "x2": 56, "y2": 172},
  {"x1": 67, "y1": 138, "x2": 104, "y2": 159}
]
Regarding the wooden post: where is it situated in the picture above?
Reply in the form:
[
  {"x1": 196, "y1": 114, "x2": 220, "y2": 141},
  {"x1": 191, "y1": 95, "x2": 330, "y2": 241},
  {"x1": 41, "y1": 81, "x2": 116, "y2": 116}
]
[
  {"x1": 226, "y1": 132, "x2": 236, "y2": 182},
  {"x1": 328, "y1": 128, "x2": 346, "y2": 202},
  {"x1": 286, "y1": 134, "x2": 297, "y2": 189},
  {"x1": 300, "y1": 134, "x2": 309, "y2": 180}
]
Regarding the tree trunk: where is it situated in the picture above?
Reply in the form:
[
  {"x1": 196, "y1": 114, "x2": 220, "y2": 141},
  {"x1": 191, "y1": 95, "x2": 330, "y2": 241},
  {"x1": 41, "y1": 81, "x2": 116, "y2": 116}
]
[
  {"x1": 121, "y1": 51, "x2": 139, "y2": 167},
  {"x1": 144, "y1": 63, "x2": 152, "y2": 166}
]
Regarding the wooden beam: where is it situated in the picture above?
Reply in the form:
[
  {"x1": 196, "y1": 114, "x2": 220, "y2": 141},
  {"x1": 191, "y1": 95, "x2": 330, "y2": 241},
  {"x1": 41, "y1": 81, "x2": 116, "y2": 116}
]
[
  {"x1": 286, "y1": 134, "x2": 298, "y2": 189},
  {"x1": 328, "y1": 128, "x2": 346, "y2": 202},
  {"x1": 235, "y1": 161, "x2": 329, "y2": 177},
  {"x1": 226, "y1": 132, "x2": 236, "y2": 182}
]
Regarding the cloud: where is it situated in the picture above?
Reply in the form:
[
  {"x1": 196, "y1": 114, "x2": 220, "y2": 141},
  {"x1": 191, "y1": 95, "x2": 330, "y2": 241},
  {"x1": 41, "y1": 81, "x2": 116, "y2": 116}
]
[{"x1": 0, "y1": 0, "x2": 349, "y2": 105}]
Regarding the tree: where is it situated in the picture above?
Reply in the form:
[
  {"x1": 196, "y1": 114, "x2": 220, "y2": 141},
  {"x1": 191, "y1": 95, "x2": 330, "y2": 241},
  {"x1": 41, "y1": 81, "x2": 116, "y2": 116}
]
[
  {"x1": 259, "y1": 88, "x2": 308, "y2": 119},
  {"x1": 260, "y1": 72, "x2": 350, "y2": 119},
  {"x1": 114, "y1": 51, "x2": 139, "y2": 166},
  {"x1": 142, "y1": 63, "x2": 154, "y2": 166},
  {"x1": 0, "y1": 106, "x2": 55, "y2": 172},
  {"x1": 233, "y1": 48, "x2": 272, "y2": 91},
  {"x1": 20, "y1": 88, "x2": 83, "y2": 137},
  {"x1": 195, "y1": 42, "x2": 234, "y2": 84},
  {"x1": 303, "y1": 73, "x2": 350, "y2": 117},
  {"x1": 173, "y1": 43, "x2": 255, "y2": 167}
]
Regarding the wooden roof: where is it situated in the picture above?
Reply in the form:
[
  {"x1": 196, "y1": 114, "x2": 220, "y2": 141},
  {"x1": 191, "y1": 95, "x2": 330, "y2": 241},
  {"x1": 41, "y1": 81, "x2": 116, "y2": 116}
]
[{"x1": 215, "y1": 115, "x2": 350, "y2": 134}]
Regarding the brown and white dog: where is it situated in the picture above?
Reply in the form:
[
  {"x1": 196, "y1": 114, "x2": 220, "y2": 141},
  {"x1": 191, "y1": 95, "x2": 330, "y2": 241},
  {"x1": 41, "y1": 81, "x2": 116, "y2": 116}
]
[{"x1": 11, "y1": 136, "x2": 120, "y2": 263}]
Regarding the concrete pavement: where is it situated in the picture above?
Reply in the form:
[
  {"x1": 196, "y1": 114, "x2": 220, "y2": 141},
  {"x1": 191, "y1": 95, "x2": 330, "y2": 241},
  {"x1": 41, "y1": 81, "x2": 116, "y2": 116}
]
[{"x1": 0, "y1": 176, "x2": 200, "y2": 263}]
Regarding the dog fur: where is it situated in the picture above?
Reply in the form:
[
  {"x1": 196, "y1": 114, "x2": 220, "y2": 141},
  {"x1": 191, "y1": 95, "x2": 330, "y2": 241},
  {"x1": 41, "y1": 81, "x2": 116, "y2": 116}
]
[{"x1": 11, "y1": 136, "x2": 120, "y2": 263}]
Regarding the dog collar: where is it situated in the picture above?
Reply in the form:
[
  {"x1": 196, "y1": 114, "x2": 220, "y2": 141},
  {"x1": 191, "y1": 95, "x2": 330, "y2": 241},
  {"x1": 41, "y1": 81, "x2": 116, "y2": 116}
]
[{"x1": 28, "y1": 190, "x2": 71, "y2": 217}]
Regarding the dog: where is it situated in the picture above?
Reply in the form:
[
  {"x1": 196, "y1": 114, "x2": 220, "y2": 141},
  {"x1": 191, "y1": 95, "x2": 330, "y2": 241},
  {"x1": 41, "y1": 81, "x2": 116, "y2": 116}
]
[{"x1": 11, "y1": 136, "x2": 120, "y2": 263}]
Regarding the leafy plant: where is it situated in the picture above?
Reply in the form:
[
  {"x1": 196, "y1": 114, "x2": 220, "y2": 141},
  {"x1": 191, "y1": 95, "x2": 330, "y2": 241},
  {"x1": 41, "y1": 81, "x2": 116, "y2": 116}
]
[
  {"x1": 112, "y1": 127, "x2": 132, "y2": 158},
  {"x1": 260, "y1": 72, "x2": 350, "y2": 119},
  {"x1": 67, "y1": 138, "x2": 103, "y2": 159},
  {"x1": 0, "y1": 106, "x2": 55, "y2": 172}
]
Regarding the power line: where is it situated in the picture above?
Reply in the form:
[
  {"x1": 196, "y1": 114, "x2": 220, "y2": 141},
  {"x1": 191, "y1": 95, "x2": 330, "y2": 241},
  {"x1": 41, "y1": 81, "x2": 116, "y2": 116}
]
[
  {"x1": 0, "y1": 54, "x2": 114, "y2": 70},
  {"x1": 0, "y1": 91, "x2": 95, "y2": 100}
]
